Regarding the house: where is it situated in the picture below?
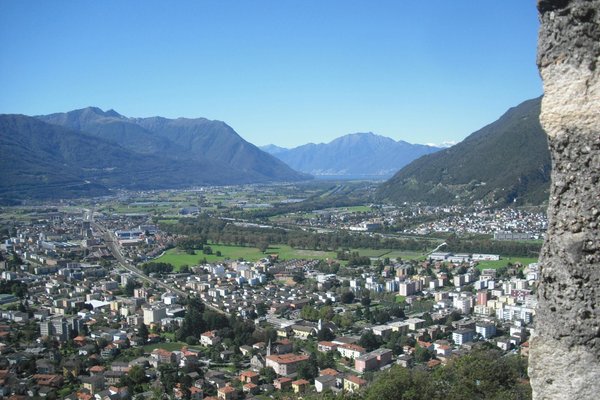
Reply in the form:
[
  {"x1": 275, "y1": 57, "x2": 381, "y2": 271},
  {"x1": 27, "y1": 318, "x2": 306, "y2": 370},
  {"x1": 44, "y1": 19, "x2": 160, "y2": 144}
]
[
  {"x1": 104, "y1": 370, "x2": 124, "y2": 386},
  {"x1": 217, "y1": 385, "x2": 237, "y2": 400},
  {"x1": 239, "y1": 345, "x2": 253, "y2": 356},
  {"x1": 337, "y1": 343, "x2": 366, "y2": 359},
  {"x1": 344, "y1": 375, "x2": 368, "y2": 393},
  {"x1": 452, "y1": 329, "x2": 475, "y2": 346},
  {"x1": 250, "y1": 354, "x2": 266, "y2": 371},
  {"x1": 100, "y1": 343, "x2": 118, "y2": 358},
  {"x1": 36, "y1": 359, "x2": 56, "y2": 374},
  {"x1": 355, "y1": 348, "x2": 393, "y2": 373},
  {"x1": 32, "y1": 374, "x2": 64, "y2": 388},
  {"x1": 273, "y1": 339, "x2": 293, "y2": 354},
  {"x1": 315, "y1": 374, "x2": 337, "y2": 393},
  {"x1": 266, "y1": 353, "x2": 310, "y2": 377},
  {"x1": 475, "y1": 322, "x2": 497, "y2": 339},
  {"x1": 291, "y1": 324, "x2": 316, "y2": 340},
  {"x1": 292, "y1": 379, "x2": 310, "y2": 393},
  {"x1": 80, "y1": 375, "x2": 105, "y2": 395},
  {"x1": 150, "y1": 348, "x2": 175, "y2": 367},
  {"x1": 89, "y1": 365, "x2": 106, "y2": 376},
  {"x1": 273, "y1": 377, "x2": 292, "y2": 391},
  {"x1": 355, "y1": 352, "x2": 378, "y2": 373},
  {"x1": 317, "y1": 341, "x2": 338, "y2": 353},
  {"x1": 239, "y1": 370, "x2": 259, "y2": 384},
  {"x1": 433, "y1": 341, "x2": 452, "y2": 357},
  {"x1": 111, "y1": 361, "x2": 130, "y2": 373},
  {"x1": 276, "y1": 326, "x2": 292, "y2": 338},
  {"x1": 496, "y1": 338, "x2": 512, "y2": 351},
  {"x1": 397, "y1": 354, "x2": 413, "y2": 368},
  {"x1": 201, "y1": 330, "x2": 221, "y2": 347},
  {"x1": 190, "y1": 386, "x2": 203, "y2": 400},
  {"x1": 242, "y1": 382, "x2": 259, "y2": 395}
]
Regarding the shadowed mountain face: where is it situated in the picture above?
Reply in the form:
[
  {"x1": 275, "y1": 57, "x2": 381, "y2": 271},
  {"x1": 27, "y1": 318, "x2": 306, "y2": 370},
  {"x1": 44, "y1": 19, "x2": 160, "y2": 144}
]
[
  {"x1": 38, "y1": 107, "x2": 309, "y2": 183},
  {"x1": 0, "y1": 109, "x2": 309, "y2": 200},
  {"x1": 262, "y1": 132, "x2": 440, "y2": 179},
  {"x1": 377, "y1": 97, "x2": 551, "y2": 206}
]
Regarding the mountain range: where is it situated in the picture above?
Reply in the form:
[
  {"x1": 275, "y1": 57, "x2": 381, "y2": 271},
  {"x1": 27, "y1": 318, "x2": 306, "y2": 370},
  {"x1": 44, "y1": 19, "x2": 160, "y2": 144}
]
[
  {"x1": 0, "y1": 108, "x2": 308, "y2": 200},
  {"x1": 261, "y1": 133, "x2": 440, "y2": 179},
  {"x1": 1, "y1": 98, "x2": 551, "y2": 205},
  {"x1": 377, "y1": 97, "x2": 551, "y2": 206}
]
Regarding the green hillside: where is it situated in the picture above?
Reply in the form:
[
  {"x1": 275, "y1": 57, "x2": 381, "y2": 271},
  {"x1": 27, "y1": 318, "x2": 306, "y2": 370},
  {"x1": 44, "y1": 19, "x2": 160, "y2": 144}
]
[{"x1": 377, "y1": 97, "x2": 551, "y2": 206}]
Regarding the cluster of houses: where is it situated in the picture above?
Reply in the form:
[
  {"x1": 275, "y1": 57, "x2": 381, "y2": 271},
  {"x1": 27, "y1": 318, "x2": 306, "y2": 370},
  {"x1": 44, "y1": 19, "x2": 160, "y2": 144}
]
[{"x1": 0, "y1": 205, "x2": 541, "y2": 399}]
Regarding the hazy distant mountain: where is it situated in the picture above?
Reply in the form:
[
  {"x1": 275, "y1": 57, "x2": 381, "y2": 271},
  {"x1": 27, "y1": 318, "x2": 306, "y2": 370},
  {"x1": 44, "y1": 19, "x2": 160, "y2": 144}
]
[
  {"x1": 261, "y1": 132, "x2": 440, "y2": 179},
  {"x1": 377, "y1": 97, "x2": 551, "y2": 206},
  {"x1": 37, "y1": 107, "x2": 308, "y2": 181}
]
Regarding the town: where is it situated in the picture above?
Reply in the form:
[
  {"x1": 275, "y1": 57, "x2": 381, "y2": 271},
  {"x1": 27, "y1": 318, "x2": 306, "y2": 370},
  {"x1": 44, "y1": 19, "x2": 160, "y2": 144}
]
[{"x1": 0, "y1": 185, "x2": 540, "y2": 399}]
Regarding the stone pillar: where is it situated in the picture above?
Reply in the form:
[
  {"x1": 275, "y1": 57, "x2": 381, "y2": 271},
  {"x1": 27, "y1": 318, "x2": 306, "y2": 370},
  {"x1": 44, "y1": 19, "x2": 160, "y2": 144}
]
[{"x1": 529, "y1": 1, "x2": 600, "y2": 399}]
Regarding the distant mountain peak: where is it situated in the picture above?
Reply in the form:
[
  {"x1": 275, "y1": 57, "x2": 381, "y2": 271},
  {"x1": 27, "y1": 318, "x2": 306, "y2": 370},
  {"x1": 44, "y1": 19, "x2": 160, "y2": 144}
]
[{"x1": 262, "y1": 132, "x2": 441, "y2": 179}]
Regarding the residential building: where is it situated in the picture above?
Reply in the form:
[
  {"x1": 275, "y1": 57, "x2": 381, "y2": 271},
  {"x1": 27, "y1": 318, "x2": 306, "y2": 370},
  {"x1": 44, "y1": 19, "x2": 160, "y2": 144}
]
[
  {"x1": 452, "y1": 329, "x2": 475, "y2": 346},
  {"x1": 475, "y1": 322, "x2": 497, "y2": 339},
  {"x1": 292, "y1": 379, "x2": 310, "y2": 393},
  {"x1": 200, "y1": 330, "x2": 221, "y2": 347},
  {"x1": 266, "y1": 353, "x2": 310, "y2": 377},
  {"x1": 344, "y1": 375, "x2": 368, "y2": 393},
  {"x1": 336, "y1": 343, "x2": 366, "y2": 359}
]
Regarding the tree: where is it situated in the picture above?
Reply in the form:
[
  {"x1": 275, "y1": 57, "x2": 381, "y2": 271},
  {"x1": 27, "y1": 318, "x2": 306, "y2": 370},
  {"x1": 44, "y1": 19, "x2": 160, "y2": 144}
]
[
  {"x1": 128, "y1": 365, "x2": 147, "y2": 385},
  {"x1": 125, "y1": 280, "x2": 139, "y2": 297},
  {"x1": 260, "y1": 367, "x2": 277, "y2": 383},
  {"x1": 414, "y1": 346, "x2": 432, "y2": 363},
  {"x1": 359, "y1": 331, "x2": 381, "y2": 352},
  {"x1": 292, "y1": 270, "x2": 305, "y2": 283},
  {"x1": 176, "y1": 297, "x2": 206, "y2": 341},
  {"x1": 138, "y1": 323, "x2": 149, "y2": 344},
  {"x1": 341, "y1": 291, "x2": 355, "y2": 304},
  {"x1": 317, "y1": 351, "x2": 336, "y2": 369},
  {"x1": 296, "y1": 355, "x2": 318, "y2": 381},
  {"x1": 255, "y1": 302, "x2": 268, "y2": 317}
]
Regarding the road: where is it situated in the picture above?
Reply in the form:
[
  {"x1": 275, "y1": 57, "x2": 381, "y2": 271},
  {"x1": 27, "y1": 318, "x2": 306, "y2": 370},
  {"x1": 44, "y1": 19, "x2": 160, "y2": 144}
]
[
  {"x1": 92, "y1": 221, "x2": 228, "y2": 315},
  {"x1": 92, "y1": 221, "x2": 188, "y2": 297}
]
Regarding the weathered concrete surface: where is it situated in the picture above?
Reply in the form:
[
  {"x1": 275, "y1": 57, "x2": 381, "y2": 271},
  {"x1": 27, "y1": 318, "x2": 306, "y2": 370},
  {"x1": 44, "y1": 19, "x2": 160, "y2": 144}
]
[{"x1": 529, "y1": 1, "x2": 600, "y2": 399}]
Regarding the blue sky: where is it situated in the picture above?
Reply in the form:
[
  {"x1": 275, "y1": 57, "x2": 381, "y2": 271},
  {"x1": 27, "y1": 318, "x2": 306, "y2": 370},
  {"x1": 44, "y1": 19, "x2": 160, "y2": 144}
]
[{"x1": 0, "y1": 1, "x2": 541, "y2": 148}]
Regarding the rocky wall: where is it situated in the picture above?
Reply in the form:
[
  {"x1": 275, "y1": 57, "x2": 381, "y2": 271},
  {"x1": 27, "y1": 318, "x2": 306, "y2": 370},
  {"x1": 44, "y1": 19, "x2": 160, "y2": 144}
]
[{"x1": 529, "y1": 1, "x2": 600, "y2": 399}]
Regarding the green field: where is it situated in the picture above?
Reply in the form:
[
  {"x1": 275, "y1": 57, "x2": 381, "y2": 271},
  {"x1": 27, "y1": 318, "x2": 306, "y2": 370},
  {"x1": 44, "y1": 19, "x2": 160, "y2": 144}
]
[
  {"x1": 154, "y1": 242, "x2": 436, "y2": 269},
  {"x1": 476, "y1": 257, "x2": 538, "y2": 270},
  {"x1": 154, "y1": 243, "x2": 339, "y2": 269}
]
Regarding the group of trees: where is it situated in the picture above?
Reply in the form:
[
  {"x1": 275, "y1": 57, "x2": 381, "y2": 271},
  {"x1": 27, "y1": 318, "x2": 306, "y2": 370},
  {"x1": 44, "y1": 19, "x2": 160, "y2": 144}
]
[
  {"x1": 0, "y1": 279, "x2": 27, "y2": 298},
  {"x1": 445, "y1": 234, "x2": 541, "y2": 258},
  {"x1": 141, "y1": 262, "x2": 174, "y2": 275},
  {"x1": 174, "y1": 297, "x2": 256, "y2": 347},
  {"x1": 162, "y1": 208, "x2": 542, "y2": 259},
  {"x1": 161, "y1": 213, "x2": 433, "y2": 254},
  {"x1": 337, "y1": 251, "x2": 372, "y2": 266},
  {"x1": 362, "y1": 347, "x2": 531, "y2": 400}
]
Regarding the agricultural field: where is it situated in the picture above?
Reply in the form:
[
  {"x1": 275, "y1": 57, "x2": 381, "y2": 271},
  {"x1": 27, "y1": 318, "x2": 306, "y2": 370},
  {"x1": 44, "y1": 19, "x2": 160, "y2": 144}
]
[
  {"x1": 153, "y1": 241, "x2": 432, "y2": 270},
  {"x1": 154, "y1": 243, "x2": 338, "y2": 269},
  {"x1": 476, "y1": 257, "x2": 538, "y2": 270}
]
